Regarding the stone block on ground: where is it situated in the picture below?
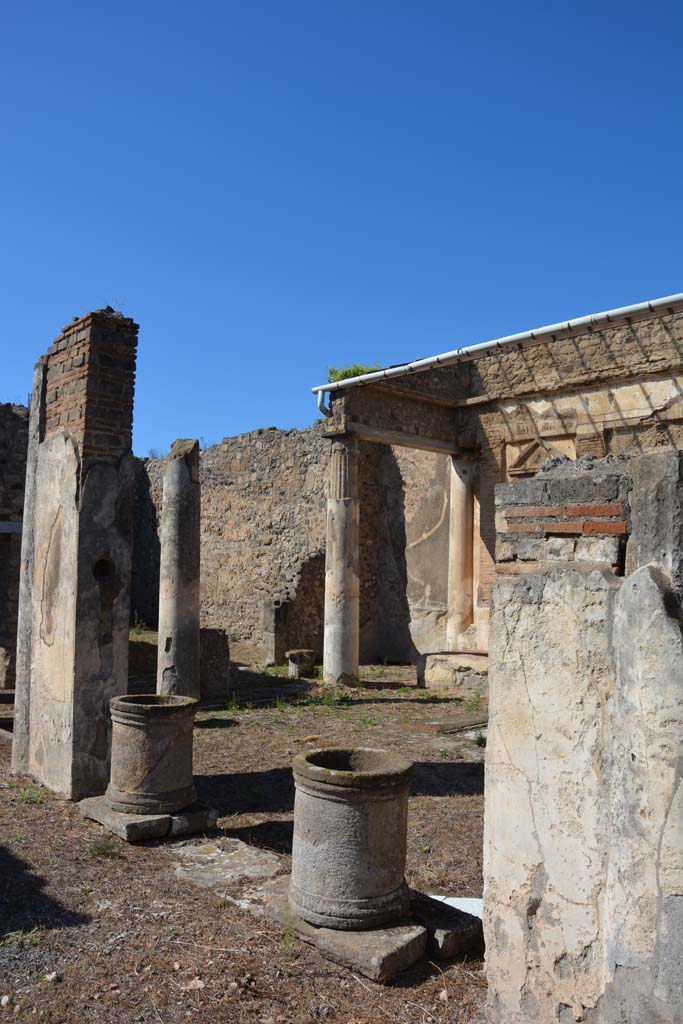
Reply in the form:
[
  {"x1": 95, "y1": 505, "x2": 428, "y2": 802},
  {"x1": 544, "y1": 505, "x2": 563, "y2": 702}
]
[
  {"x1": 418, "y1": 652, "x2": 488, "y2": 695},
  {"x1": 169, "y1": 801, "x2": 219, "y2": 836},
  {"x1": 79, "y1": 796, "x2": 171, "y2": 842},
  {"x1": 410, "y1": 890, "x2": 484, "y2": 959},
  {"x1": 263, "y1": 875, "x2": 427, "y2": 982},
  {"x1": 79, "y1": 795, "x2": 217, "y2": 843}
]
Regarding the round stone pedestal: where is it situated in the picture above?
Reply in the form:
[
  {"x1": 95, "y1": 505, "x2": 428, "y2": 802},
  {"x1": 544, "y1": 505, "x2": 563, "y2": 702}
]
[
  {"x1": 289, "y1": 747, "x2": 413, "y2": 930},
  {"x1": 106, "y1": 694, "x2": 198, "y2": 814},
  {"x1": 285, "y1": 649, "x2": 316, "y2": 679}
]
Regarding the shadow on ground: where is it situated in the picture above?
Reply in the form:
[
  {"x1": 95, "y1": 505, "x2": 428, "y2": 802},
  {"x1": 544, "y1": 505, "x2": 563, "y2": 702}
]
[
  {"x1": 195, "y1": 717, "x2": 239, "y2": 729},
  {"x1": 196, "y1": 760, "x2": 484, "y2": 820},
  {"x1": 195, "y1": 767, "x2": 295, "y2": 816},
  {"x1": 412, "y1": 761, "x2": 484, "y2": 797},
  {"x1": 0, "y1": 845, "x2": 89, "y2": 937},
  {"x1": 223, "y1": 818, "x2": 294, "y2": 855}
]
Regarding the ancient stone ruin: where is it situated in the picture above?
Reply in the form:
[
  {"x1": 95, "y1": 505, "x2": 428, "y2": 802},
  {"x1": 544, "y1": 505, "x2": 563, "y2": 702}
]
[
  {"x1": 12, "y1": 310, "x2": 138, "y2": 800},
  {"x1": 157, "y1": 438, "x2": 201, "y2": 700},
  {"x1": 289, "y1": 747, "x2": 413, "y2": 929},
  {"x1": 2, "y1": 292, "x2": 683, "y2": 1017},
  {"x1": 485, "y1": 451, "x2": 683, "y2": 1023}
]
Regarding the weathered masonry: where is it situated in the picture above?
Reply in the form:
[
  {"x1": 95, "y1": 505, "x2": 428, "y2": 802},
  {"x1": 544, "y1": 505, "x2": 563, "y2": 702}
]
[
  {"x1": 312, "y1": 293, "x2": 683, "y2": 682},
  {"x1": 0, "y1": 404, "x2": 28, "y2": 688},
  {"x1": 132, "y1": 429, "x2": 451, "y2": 665},
  {"x1": 485, "y1": 453, "x2": 683, "y2": 1023},
  {"x1": 12, "y1": 309, "x2": 138, "y2": 800}
]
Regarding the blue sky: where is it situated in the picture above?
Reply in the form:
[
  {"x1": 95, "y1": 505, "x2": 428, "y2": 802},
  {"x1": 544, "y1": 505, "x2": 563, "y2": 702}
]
[{"x1": 1, "y1": 2, "x2": 681, "y2": 454}]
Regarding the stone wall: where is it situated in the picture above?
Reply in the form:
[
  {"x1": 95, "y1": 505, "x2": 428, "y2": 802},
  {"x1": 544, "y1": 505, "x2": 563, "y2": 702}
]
[
  {"x1": 0, "y1": 404, "x2": 28, "y2": 687},
  {"x1": 132, "y1": 427, "x2": 451, "y2": 663},
  {"x1": 484, "y1": 452, "x2": 683, "y2": 1023},
  {"x1": 494, "y1": 458, "x2": 630, "y2": 576}
]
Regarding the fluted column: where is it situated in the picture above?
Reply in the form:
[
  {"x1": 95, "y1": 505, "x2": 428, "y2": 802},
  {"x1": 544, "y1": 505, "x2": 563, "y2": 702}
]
[
  {"x1": 157, "y1": 439, "x2": 201, "y2": 699},
  {"x1": 446, "y1": 456, "x2": 475, "y2": 649},
  {"x1": 323, "y1": 437, "x2": 359, "y2": 685}
]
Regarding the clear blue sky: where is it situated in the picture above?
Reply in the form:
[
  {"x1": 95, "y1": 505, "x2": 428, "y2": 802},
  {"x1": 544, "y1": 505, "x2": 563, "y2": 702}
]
[{"x1": 2, "y1": 2, "x2": 681, "y2": 455}]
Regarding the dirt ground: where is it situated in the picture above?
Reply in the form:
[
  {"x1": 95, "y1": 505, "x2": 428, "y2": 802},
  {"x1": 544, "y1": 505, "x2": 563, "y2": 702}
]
[{"x1": 0, "y1": 658, "x2": 487, "y2": 1024}]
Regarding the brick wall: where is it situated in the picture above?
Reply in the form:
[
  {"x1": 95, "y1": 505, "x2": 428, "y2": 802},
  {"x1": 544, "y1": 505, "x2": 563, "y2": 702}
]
[
  {"x1": 44, "y1": 307, "x2": 138, "y2": 467},
  {"x1": 495, "y1": 460, "x2": 631, "y2": 577}
]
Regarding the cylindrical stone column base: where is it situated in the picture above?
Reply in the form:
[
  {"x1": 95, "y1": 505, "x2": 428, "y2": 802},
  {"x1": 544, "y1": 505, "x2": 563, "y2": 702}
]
[
  {"x1": 289, "y1": 747, "x2": 413, "y2": 930},
  {"x1": 106, "y1": 694, "x2": 198, "y2": 814}
]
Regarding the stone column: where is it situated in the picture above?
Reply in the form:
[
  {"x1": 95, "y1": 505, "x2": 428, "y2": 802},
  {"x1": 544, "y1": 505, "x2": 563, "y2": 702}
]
[
  {"x1": 11, "y1": 358, "x2": 46, "y2": 776},
  {"x1": 157, "y1": 439, "x2": 201, "y2": 700},
  {"x1": 16, "y1": 309, "x2": 138, "y2": 800},
  {"x1": 323, "y1": 437, "x2": 359, "y2": 685},
  {"x1": 446, "y1": 456, "x2": 475, "y2": 649}
]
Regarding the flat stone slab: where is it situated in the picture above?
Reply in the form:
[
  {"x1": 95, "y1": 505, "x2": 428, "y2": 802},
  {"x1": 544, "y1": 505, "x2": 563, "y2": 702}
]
[
  {"x1": 410, "y1": 890, "x2": 484, "y2": 959},
  {"x1": 428, "y1": 894, "x2": 483, "y2": 919},
  {"x1": 173, "y1": 838, "x2": 284, "y2": 891},
  {"x1": 261, "y1": 875, "x2": 427, "y2": 983},
  {"x1": 79, "y1": 796, "x2": 217, "y2": 843},
  {"x1": 400, "y1": 712, "x2": 488, "y2": 736}
]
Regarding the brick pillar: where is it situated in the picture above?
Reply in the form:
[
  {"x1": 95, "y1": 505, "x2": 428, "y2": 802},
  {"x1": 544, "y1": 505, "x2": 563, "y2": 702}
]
[{"x1": 13, "y1": 308, "x2": 138, "y2": 799}]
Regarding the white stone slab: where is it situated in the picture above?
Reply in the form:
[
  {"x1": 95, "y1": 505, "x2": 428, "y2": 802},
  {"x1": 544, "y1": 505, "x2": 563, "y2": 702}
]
[{"x1": 428, "y1": 894, "x2": 484, "y2": 919}]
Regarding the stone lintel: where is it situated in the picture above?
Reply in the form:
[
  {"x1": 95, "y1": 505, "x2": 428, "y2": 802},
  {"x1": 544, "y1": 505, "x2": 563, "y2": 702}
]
[{"x1": 340, "y1": 421, "x2": 460, "y2": 455}]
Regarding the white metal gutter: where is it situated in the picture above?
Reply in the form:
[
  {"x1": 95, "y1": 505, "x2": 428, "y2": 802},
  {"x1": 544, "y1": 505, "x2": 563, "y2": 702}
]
[{"x1": 313, "y1": 292, "x2": 683, "y2": 415}]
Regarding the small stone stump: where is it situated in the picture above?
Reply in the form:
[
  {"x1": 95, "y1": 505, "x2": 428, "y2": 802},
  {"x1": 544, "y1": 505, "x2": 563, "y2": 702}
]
[
  {"x1": 285, "y1": 648, "x2": 316, "y2": 679},
  {"x1": 289, "y1": 747, "x2": 412, "y2": 930},
  {"x1": 106, "y1": 694, "x2": 198, "y2": 814}
]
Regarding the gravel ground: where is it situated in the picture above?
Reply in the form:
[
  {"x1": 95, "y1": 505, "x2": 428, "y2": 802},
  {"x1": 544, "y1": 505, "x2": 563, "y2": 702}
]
[{"x1": 0, "y1": 668, "x2": 487, "y2": 1024}]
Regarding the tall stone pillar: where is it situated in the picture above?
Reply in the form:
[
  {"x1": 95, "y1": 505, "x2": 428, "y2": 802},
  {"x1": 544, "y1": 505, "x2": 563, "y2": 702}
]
[
  {"x1": 323, "y1": 437, "x2": 359, "y2": 685},
  {"x1": 12, "y1": 309, "x2": 138, "y2": 800},
  {"x1": 446, "y1": 456, "x2": 475, "y2": 649},
  {"x1": 157, "y1": 439, "x2": 201, "y2": 700},
  {"x1": 11, "y1": 358, "x2": 46, "y2": 775}
]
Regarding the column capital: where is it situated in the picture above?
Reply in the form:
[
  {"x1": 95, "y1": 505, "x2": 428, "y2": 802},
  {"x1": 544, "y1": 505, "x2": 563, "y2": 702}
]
[{"x1": 327, "y1": 435, "x2": 359, "y2": 502}]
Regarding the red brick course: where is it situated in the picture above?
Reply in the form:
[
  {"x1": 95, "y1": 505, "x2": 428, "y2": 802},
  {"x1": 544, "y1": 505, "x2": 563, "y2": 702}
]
[
  {"x1": 584, "y1": 520, "x2": 627, "y2": 535},
  {"x1": 505, "y1": 505, "x2": 566, "y2": 519},
  {"x1": 505, "y1": 522, "x2": 544, "y2": 534},
  {"x1": 43, "y1": 310, "x2": 138, "y2": 467},
  {"x1": 542, "y1": 521, "x2": 584, "y2": 534},
  {"x1": 568, "y1": 503, "x2": 623, "y2": 518}
]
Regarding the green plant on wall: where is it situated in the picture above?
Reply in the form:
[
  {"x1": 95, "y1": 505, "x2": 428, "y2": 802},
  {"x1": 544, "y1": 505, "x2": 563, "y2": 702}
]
[{"x1": 327, "y1": 363, "x2": 380, "y2": 384}]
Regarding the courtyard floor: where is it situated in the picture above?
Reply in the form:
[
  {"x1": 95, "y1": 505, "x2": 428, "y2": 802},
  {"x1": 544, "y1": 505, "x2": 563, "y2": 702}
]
[{"x1": 0, "y1": 658, "x2": 487, "y2": 1024}]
